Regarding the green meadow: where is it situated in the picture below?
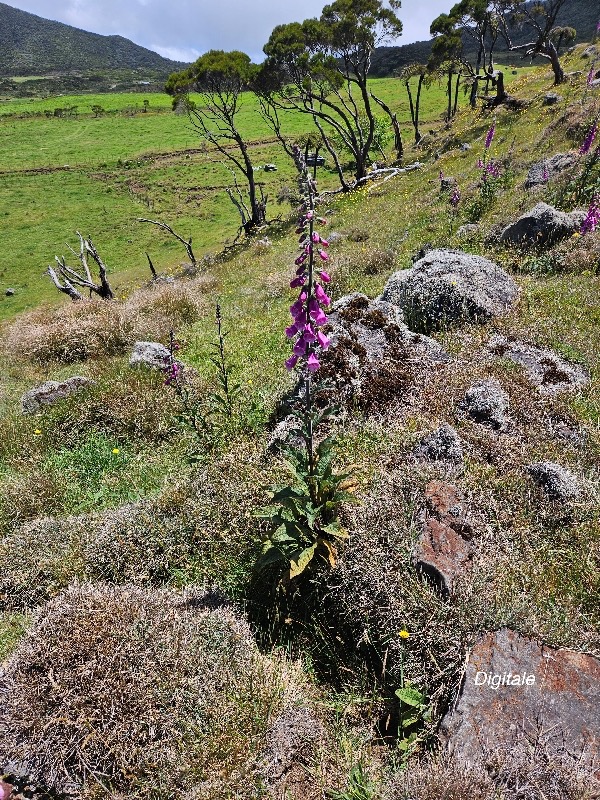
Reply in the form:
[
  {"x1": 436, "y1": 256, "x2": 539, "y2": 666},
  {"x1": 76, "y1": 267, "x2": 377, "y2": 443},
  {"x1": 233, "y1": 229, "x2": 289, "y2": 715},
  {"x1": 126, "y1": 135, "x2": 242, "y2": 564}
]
[{"x1": 0, "y1": 72, "x2": 531, "y2": 319}]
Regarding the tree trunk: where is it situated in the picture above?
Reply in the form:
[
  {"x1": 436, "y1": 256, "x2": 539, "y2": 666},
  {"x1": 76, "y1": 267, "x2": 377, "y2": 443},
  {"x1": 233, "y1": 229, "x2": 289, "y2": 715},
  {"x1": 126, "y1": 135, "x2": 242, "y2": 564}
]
[
  {"x1": 494, "y1": 71, "x2": 507, "y2": 103},
  {"x1": 447, "y1": 68, "x2": 453, "y2": 122},
  {"x1": 546, "y1": 40, "x2": 565, "y2": 85},
  {"x1": 453, "y1": 72, "x2": 461, "y2": 117}
]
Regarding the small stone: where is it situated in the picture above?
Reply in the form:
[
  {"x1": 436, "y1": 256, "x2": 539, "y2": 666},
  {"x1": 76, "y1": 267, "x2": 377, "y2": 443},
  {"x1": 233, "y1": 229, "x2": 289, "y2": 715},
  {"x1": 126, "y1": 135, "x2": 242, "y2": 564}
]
[
  {"x1": 526, "y1": 461, "x2": 582, "y2": 501},
  {"x1": 5, "y1": 288, "x2": 15, "y2": 296},
  {"x1": 461, "y1": 378, "x2": 509, "y2": 429},
  {"x1": 129, "y1": 341, "x2": 175, "y2": 371},
  {"x1": 413, "y1": 481, "x2": 474, "y2": 596},
  {"x1": 263, "y1": 163, "x2": 277, "y2": 172},
  {"x1": 499, "y1": 202, "x2": 586, "y2": 247},
  {"x1": 21, "y1": 376, "x2": 94, "y2": 414},
  {"x1": 441, "y1": 628, "x2": 600, "y2": 767},
  {"x1": 543, "y1": 93, "x2": 562, "y2": 105},
  {"x1": 414, "y1": 423, "x2": 464, "y2": 463},
  {"x1": 460, "y1": 143, "x2": 472, "y2": 151},
  {"x1": 487, "y1": 334, "x2": 589, "y2": 394},
  {"x1": 456, "y1": 223, "x2": 480, "y2": 238},
  {"x1": 440, "y1": 176, "x2": 457, "y2": 191}
]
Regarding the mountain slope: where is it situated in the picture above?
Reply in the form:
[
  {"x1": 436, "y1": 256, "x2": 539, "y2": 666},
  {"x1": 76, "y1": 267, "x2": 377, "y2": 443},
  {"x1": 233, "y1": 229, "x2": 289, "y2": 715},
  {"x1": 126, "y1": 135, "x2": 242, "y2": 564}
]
[{"x1": 0, "y1": 2, "x2": 186, "y2": 76}]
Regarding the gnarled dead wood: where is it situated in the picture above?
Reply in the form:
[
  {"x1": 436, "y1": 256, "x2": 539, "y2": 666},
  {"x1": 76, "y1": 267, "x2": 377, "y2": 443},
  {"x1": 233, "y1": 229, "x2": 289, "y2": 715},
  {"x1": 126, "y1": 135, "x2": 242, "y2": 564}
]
[{"x1": 47, "y1": 232, "x2": 114, "y2": 301}]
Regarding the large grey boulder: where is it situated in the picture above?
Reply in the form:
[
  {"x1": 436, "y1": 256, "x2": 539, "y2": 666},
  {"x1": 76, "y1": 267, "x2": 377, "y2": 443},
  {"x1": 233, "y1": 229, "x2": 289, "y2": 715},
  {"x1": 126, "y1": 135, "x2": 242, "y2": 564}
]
[
  {"x1": 526, "y1": 461, "x2": 582, "y2": 502},
  {"x1": 524, "y1": 152, "x2": 576, "y2": 189},
  {"x1": 317, "y1": 293, "x2": 447, "y2": 411},
  {"x1": 129, "y1": 340, "x2": 173, "y2": 370},
  {"x1": 380, "y1": 249, "x2": 519, "y2": 334},
  {"x1": 441, "y1": 629, "x2": 600, "y2": 767},
  {"x1": 460, "y1": 379, "x2": 509, "y2": 430},
  {"x1": 499, "y1": 202, "x2": 585, "y2": 246},
  {"x1": 21, "y1": 376, "x2": 94, "y2": 414},
  {"x1": 488, "y1": 334, "x2": 589, "y2": 394}
]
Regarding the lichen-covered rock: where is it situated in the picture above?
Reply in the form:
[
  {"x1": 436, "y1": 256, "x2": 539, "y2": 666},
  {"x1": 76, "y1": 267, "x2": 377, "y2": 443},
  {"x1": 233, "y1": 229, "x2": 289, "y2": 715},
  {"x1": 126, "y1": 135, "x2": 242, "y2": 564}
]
[
  {"x1": 129, "y1": 340, "x2": 173, "y2": 370},
  {"x1": 441, "y1": 629, "x2": 600, "y2": 768},
  {"x1": 526, "y1": 461, "x2": 582, "y2": 501},
  {"x1": 488, "y1": 335, "x2": 589, "y2": 394},
  {"x1": 456, "y1": 223, "x2": 480, "y2": 238},
  {"x1": 414, "y1": 424, "x2": 464, "y2": 463},
  {"x1": 543, "y1": 93, "x2": 562, "y2": 105},
  {"x1": 499, "y1": 202, "x2": 585, "y2": 246},
  {"x1": 524, "y1": 152, "x2": 576, "y2": 189},
  {"x1": 265, "y1": 707, "x2": 326, "y2": 798},
  {"x1": 315, "y1": 293, "x2": 447, "y2": 411},
  {"x1": 460, "y1": 379, "x2": 509, "y2": 429},
  {"x1": 413, "y1": 481, "x2": 474, "y2": 596},
  {"x1": 21, "y1": 376, "x2": 94, "y2": 414},
  {"x1": 379, "y1": 249, "x2": 519, "y2": 334}
]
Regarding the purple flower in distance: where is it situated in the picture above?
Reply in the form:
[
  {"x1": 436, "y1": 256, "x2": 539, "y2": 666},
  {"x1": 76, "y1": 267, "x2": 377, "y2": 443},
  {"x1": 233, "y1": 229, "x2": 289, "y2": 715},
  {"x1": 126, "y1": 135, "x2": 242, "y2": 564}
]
[
  {"x1": 588, "y1": 67, "x2": 595, "y2": 87},
  {"x1": 542, "y1": 162, "x2": 549, "y2": 183},
  {"x1": 581, "y1": 195, "x2": 600, "y2": 234},
  {"x1": 485, "y1": 122, "x2": 496, "y2": 150},
  {"x1": 450, "y1": 186, "x2": 461, "y2": 207},
  {"x1": 580, "y1": 123, "x2": 598, "y2": 155}
]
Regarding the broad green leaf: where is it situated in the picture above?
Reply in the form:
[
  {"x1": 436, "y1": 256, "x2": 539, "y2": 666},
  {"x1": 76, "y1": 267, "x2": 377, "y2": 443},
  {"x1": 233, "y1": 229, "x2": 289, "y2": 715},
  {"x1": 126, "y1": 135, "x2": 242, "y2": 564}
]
[
  {"x1": 395, "y1": 686, "x2": 425, "y2": 707},
  {"x1": 289, "y1": 543, "x2": 317, "y2": 579}
]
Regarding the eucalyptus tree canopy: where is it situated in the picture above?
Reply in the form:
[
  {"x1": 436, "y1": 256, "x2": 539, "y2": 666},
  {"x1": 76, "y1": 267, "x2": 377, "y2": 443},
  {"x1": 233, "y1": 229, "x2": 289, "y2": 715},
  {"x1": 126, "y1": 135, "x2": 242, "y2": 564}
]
[
  {"x1": 166, "y1": 50, "x2": 267, "y2": 233},
  {"x1": 495, "y1": 0, "x2": 570, "y2": 85},
  {"x1": 257, "y1": 0, "x2": 403, "y2": 189}
]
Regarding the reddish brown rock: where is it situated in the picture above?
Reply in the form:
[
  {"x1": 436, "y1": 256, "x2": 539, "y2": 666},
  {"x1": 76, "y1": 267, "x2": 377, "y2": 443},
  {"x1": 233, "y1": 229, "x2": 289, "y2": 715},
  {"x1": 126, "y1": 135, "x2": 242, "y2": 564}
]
[
  {"x1": 413, "y1": 481, "x2": 474, "y2": 596},
  {"x1": 441, "y1": 629, "x2": 600, "y2": 768}
]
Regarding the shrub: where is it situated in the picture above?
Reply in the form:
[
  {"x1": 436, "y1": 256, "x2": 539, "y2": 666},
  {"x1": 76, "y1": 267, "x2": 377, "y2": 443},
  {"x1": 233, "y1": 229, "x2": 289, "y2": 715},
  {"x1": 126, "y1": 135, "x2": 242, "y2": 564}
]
[
  {"x1": 0, "y1": 583, "x2": 313, "y2": 799},
  {"x1": 3, "y1": 276, "x2": 213, "y2": 365}
]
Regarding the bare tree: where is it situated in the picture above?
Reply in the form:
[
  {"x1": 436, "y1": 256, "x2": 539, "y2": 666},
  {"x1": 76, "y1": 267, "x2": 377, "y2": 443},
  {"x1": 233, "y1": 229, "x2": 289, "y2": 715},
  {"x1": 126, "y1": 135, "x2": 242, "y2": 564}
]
[{"x1": 46, "y1": 232, "x2": 113, "y2": 301}]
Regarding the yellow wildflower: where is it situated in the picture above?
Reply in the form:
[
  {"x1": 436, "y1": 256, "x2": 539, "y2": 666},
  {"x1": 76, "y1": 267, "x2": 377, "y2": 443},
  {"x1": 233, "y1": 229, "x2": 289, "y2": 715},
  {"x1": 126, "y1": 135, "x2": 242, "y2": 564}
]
[
  {"x1": 399, "y1": 629, "x2": 410, "y2": 640},
  {"x1": 112, "y1": 448, "x2": 120, "y2": 454},
  {"x1": 34, "y1": 429, "x2": 42, "y2": 435}
]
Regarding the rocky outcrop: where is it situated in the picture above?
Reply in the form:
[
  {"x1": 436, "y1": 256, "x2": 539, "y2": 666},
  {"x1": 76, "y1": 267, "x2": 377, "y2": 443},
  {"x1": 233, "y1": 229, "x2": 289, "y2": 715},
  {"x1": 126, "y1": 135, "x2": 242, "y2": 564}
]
[
  {"x1": 414, "y1": 423, "x2": 464, "y2": 463},
  {"x1": 21, "y1": 376, "x2": 94, "y2": 414},
  {"x1": 526, "y1": 461, "x2": 582, "y2": 501},
  {"x1": 380, "y1": 250, "x2": 519, "y2": 334},
  {"x1": 460, "y1": 379, "x2": 509, "y2": 430},
  {"x1": 413, "y1": 481, "x2": 474, "y2": 596},
  {"x1": 129, "y1": 340, "x2": 173, "y2": 370},
  {"x1": 441, "y1": 629, "x2": 600, "y2": 767},
  {"x1": 524, "y1": 152, "x2": 576, "y2": 189},
  {"x1": 488, "y1": 335, "x2": 589, "y2": 394},
  {"x1": 315, "y1": 293, "x2": 447, "y2": 411},
  {"x1": 499, "y1": 202, "x2": 585, "y2": 246}
]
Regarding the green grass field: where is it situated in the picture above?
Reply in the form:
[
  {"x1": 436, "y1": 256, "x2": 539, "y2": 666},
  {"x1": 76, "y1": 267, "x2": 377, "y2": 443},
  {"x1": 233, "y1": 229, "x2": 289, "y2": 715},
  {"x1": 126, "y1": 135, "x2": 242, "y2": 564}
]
[{"x1": 0, "y1": 72, "x2": 534, "y2": 320}]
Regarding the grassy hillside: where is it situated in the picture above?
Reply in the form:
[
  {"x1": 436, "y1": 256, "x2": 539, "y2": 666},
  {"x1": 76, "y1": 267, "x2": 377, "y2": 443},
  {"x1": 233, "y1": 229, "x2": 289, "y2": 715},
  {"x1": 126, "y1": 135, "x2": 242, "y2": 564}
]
[
  {"x1": 0, "y1": 1, "x2": 185, "y2": 77},
  {"x1": 0, "y1": 43, "x2": 599, "y2": 799}
]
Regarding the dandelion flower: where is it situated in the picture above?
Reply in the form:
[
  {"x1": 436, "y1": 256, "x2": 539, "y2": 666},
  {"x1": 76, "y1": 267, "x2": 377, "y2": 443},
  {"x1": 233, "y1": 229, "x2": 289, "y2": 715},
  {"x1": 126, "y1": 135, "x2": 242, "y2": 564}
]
[
  {"x1": 112, "y1": 448, "x2": 120, "y2": 455},
  {"x1": 399, "y1": 629, "x2": 410, "y2": 639},
  {"x1": 34, "y1": 429, "x2": 42, "y2": 435}
]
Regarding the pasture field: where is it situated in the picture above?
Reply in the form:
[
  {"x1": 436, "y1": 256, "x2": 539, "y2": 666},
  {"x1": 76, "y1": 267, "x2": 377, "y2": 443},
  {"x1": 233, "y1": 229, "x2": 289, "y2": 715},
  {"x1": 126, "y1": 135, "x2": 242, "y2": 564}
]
[{"x1": 0, "y1": 72, "x2": 531, "y2": 319}]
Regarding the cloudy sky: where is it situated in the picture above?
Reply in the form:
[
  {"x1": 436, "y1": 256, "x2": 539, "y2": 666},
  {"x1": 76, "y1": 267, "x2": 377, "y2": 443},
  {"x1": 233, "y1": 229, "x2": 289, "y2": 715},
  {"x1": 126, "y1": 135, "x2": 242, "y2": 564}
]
[{"x1": 6, "y1": 0, "x2": 453, "y2": 62}]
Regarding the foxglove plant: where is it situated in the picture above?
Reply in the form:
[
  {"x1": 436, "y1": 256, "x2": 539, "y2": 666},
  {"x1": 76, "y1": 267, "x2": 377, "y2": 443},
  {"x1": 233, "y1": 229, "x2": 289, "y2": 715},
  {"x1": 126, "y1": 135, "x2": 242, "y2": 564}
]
[
  {"x1": 257, "y1": 146, "x2": 355, "y2": 584},
  {"x1": 580, "y1": 122, "x2": 597, "y2": 156},
  {"x1": 467, "y1": 122, "x2": 505, "y2": 221},
  {"x1": 581, "y1": 195, "x2": 600, "y2": 234}
]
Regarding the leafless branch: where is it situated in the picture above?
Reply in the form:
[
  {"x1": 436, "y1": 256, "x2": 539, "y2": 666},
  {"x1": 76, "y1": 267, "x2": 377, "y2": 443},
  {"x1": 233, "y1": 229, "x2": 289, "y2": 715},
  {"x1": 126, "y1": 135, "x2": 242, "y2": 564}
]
[{"x1": 137, "y1": 218, "x2": 197, "y2": 266}]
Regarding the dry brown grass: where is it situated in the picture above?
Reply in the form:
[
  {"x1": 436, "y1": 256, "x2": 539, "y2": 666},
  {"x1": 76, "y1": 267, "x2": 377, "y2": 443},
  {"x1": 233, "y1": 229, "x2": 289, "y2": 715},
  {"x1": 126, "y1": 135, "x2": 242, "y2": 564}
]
[
  {"x1": 385, "y1": 749, "x2": 600, "y2": 800},
  {"x1": 0, "y1": 583, "x2": 313, "y2": 800},
  {"x1": 3, "y1": 276, "x2": 214, "y2": 365}
]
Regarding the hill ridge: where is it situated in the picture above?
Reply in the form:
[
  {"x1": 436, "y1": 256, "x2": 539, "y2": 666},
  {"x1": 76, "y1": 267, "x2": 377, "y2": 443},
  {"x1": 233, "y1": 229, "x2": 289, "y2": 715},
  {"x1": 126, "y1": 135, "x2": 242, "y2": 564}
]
[{"x1": 0, "y1": 1, "x2": 186, "y2": 77}]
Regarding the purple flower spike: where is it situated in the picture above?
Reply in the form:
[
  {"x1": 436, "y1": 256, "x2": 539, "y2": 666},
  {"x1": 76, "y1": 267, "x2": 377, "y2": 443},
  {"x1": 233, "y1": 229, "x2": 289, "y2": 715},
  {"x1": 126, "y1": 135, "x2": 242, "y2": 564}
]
[
  {"x1": 307, "y1": 353, "x2": 320, "y2": 372},
  {"x1": 314, "y1": 283, "x2": 331, "y2": 306},
  {"x1": 290, "y1": 275, "x2": 306, "y2": 288},
  {"x1": 303, "y1": 324, "x2": 317, "y2": 343},
  {"x1": 285, "y1": 354, "x2": 299, "y2": 370},
  {"x1": 320, "y1": 271, "x2": 331, "y2": 283},
  {"x1": 450, "y1": 186, "x2": 460, "y2": 207},
  {"x1": 485, "y1": 122, "x2": 495, "y2": 150},
  {"x1": 581, "y1": 195, "x2": 600, "y2": 234},
  {"x1": 317, "y1": 331, "x2": 330, "y2": 350},
  {"x1": 293, "y1": 337, "x2": 308, "y2": 356},
  {"x1": 580, "y1": 123, "x2": 597, "y2": 155}
]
